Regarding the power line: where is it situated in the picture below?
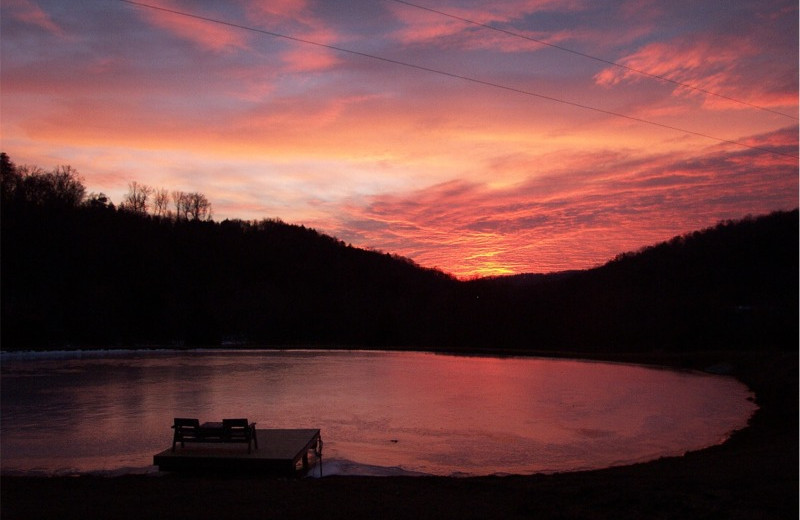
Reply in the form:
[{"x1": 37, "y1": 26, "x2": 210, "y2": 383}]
[
  {"x1": 388, "y1": 0, "x2": 798, "y2": 121},
  {"x1": 118, "y1": 0, "x2": 798, "y2": 160}
]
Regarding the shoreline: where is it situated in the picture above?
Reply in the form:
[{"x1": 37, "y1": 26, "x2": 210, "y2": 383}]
[{"x1": 2, "y1": 349, "x2": 797, "y2": 519}]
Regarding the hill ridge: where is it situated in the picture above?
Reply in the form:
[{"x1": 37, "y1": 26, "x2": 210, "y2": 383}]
[{"x1": 2, "y1": 160, "x2": 796, "y2": 351}]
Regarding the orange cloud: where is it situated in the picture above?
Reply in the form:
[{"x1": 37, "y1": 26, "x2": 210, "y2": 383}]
[{"x1": 321, "y1": 128, "x2": 798, "y2": 277}]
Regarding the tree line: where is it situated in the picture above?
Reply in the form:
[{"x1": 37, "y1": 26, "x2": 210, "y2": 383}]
[
  {"x1": 117, "y1": 180, "x2": 212, "y2": 221},
  {"x1": 1, "y1": 153, "x2": 456, "y2": 348},
  {"x1": 1, "y1": 153, "x2": 212, "y2": 222},
  {"x1": 1, "y1": 152, "x2": 797, "y2": 352}
]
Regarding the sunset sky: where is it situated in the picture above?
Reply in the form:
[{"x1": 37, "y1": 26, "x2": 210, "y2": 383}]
[{"x1": 2, "y1": 0, "x2": 797, "y2": 277}]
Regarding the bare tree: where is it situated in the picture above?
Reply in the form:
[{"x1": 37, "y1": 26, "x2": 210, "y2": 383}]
[
  {"x1": 186, "y1": 192, "x2": 213, "y2": 221},
  {"x1": 121, "y1": 181, "x2": 153, "y2": 214},
  {"x1": 152, "y1": 188, "x2": 170, "y2": 217},
  {"x1": 172, "y1": 190, "x2": 212, "y2": 221},
  {"x1": 172, "y1": 190, "x2": 189, "y2": 220},
  {"x1": 14, "y1": 165, "x2": 46, "y2": 204},
  {"x1": 11, "y1": 164, "x2": 85, "y2": 207},
  {"x1": 50, "y1": 165, "x2": 86, "y2": 205}
]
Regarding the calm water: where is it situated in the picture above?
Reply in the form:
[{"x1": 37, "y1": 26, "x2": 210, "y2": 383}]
[{"x1": 0, "y1": 349, "x2": 756, "y2": 477}]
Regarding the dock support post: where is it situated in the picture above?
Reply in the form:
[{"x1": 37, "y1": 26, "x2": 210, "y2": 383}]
[{"x1": 316, "y1": 434, "x2": 323, "y2": 477}]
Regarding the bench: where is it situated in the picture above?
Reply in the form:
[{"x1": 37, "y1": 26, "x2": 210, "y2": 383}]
[{"x1": 172, "y1": 418, "x2": 258, "y2": 453}]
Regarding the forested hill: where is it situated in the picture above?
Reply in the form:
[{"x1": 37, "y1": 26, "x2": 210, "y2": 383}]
[
  {"x1": 462, "y1": 210, "x2": 798, "y2": 351},
  {"x1": 1, "y1": 194, "x2": 457, "y2": 349},
  {"x1": 1, "y1": 155, "x2": 797, "y2": 351}
]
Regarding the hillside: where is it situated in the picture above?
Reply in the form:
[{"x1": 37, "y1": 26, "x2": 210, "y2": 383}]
[
  {"x1": 1, "y1": 158, "x2": 796, "y2": 351},
  {"x1": 1, "y1": 206, "x2": 459, "y2": 349},
  {"x1": 460, "y1": 210, "x2": 798, "y2": 351}
]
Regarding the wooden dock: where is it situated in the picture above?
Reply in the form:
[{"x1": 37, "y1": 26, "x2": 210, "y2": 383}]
[{"x1": 153, "y1": 428, "x2": 321, "y2": 476}]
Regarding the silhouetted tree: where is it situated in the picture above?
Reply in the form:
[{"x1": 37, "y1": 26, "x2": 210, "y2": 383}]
[
  {"x1": 49, "y1": 165, "x2": 86, "y2": 206},
  {"x1": 16, "y1": 165, "x2": 49, "y2": 204},
  {"x1": 186, "y1": 192, "x2": 212, "y2": 221},
  {"x1": 152, "y1": 188, "x2": 170, "y2": 217},
  {"x1": 86, "y1": 192, "x2": 114, "y2": 210},
  {"x1": 1, "y1": 152, "x2": 21, "y2": 203},
  {"x1": 173, "y1": 190, "x2": 212, "y2": 221},
  {"x1": 120, "y1": 181, "x2": 152, "y2": 214},
  {"x1": 2, "y1": 161, "x2": 85, "y2": 208},
  {"x1": 172, "y1": 190, "x2": 189, "y2": 220}
]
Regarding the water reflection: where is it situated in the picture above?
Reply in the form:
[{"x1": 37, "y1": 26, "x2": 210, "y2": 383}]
[{"x1": 0, "y1": 350, "x2": 757, "y2": 476}]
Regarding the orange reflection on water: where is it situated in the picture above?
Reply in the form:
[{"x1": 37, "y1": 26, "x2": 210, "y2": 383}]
[{"x1": 0, "y1": 350, "x2": 757, "y2": 476}]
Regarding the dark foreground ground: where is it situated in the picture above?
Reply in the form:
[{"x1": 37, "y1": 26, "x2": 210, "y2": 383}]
[{"x1": 2, "y1": 349, "x2": 797, "y2": 519}]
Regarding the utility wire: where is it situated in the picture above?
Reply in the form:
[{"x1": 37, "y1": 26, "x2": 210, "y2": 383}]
[
  {"x1": 388, "y1": 0, "x2": 798, "y2": 121},
  {"x1": 118, "y1": 0, "x2": 798, "y2": 160}
]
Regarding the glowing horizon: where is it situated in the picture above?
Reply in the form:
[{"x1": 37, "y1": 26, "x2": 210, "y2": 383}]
[{"x1": 1, "y1": 0, "x2": 797, "y2": 277}]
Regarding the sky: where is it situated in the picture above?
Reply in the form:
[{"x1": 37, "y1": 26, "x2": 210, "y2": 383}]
[{"x1": 2, "y1": 0, "x2": 797, "y2": 278}]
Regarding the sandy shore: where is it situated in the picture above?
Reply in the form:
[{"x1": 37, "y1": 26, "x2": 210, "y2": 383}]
[{"x1": 2, "y1": 350, "x2": 797, "y2": 519}]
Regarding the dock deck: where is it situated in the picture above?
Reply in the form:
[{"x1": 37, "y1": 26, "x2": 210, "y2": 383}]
[{"x1": 154, "y1": 428, "x2": 321, "y2": 476}]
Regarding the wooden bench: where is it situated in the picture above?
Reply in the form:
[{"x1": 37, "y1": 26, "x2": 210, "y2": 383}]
[{"x1": 172, "y1": 418, "x2": 258, "y2": 453}]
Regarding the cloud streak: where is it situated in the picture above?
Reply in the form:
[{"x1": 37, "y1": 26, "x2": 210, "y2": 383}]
[
  {"x1": 131, "y1": 0, "x2": 250, "y2": 52},
  {"x1": 326, "y1": 127, "x2": 797, "y2": 277},
  {"x1": 3, "y1": 0, "x2": 65, "y2": 36}
]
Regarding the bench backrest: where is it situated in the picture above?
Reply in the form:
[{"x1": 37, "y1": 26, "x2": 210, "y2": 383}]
[
  {"x1": 173, "y1": 418, "x2": 200, "y2": 430},
  {"x1": 222, "y1": 418, "x2": 251, "y2": 439}
]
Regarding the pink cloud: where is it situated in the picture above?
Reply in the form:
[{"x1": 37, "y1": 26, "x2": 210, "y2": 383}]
[
  {"x1": 133, "y1": 0, "x2": 249, "y2": 52},
  {"x1": 387, "y1": 0, "x2": 588, "y2": 49},
  {"x1": 3, "y1": 0, "x2": 65, "y2": 36},
  {"x1": 595, "y1": 39, "x2": 750, "y2": 86},
  {"x1": 594, "y1": 33, "x2": 796, "y2": 115},
  {"x1": 280, "y1": 46, "x2": 340, "y2": 72},
  {"x1": 244, "y1": 1, "x2": 343, "y2": 72},
  {"x1": 244, "y1": 0, "x2": 310, "y2": 20}
]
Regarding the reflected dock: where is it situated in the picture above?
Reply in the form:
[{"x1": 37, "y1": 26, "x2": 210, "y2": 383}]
[{"x1": 153, "y1": 428, "x2": 322, "y2": 476}]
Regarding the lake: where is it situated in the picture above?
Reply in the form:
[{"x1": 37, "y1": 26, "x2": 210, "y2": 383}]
[{"x1": 0, "y1": 349, "x2": 757, "y2": 477}]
